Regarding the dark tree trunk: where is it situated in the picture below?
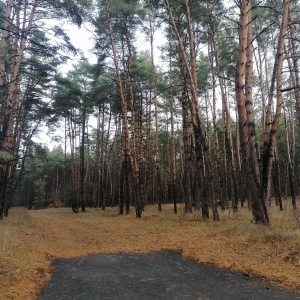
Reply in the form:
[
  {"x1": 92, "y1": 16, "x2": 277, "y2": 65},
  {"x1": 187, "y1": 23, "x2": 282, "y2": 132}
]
[{"x1": 80, "y1": 107, "x2": 86, "y2": 212}]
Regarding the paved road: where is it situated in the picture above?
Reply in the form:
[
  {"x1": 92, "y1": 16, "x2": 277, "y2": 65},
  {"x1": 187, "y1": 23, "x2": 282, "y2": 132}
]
[{"x1": 38, "y1": 251, "x2": 300, "y2": 300}]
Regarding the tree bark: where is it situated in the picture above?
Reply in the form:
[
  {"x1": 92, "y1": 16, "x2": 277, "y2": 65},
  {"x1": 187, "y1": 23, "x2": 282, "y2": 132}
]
[
  {"x1": 124, "y1": 22, "x2": 142, "y2": 217},
  {"x1": 169, "y1": 52, "x2": 177, "y2": 214},
  {"x1": 0, "y1": 0, "x2": 13, "y2": 89},
  {"x1": 150, "y1": 21, "x2": 164, "y2": 211},
  {"x1": 236, "y1": 0, "x2": 269, "y2": 223},
  {"x1": 262, "y1": 0, "x2": 291, "y2": 213},
  {"x1": 103, "y1": 0, "x2": 137, "y2": 215},
  {"x1": 164, "y1": 0, "x2": 218, "y2": 220},
  {"x1": 288, "y1": 14, "x2": 300, "y2": 127}
]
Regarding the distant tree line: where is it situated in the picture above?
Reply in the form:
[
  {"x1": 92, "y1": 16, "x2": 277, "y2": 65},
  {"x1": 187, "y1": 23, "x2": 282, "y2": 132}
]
[{"x1": 1, "y1": 0, "x2": 299, "y2": 224}]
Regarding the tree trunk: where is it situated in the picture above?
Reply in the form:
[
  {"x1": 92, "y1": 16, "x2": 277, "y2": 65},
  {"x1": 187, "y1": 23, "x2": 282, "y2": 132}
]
[
  {"x1": 103, "y1": 0, "x2": 134, "y2": 215},
  {"x1": 207, "y1": 4, "x2": 238, "y2": 212},
  {"x1": 180, "y1": 66, "x2": 193, "y2": 213},
  {"x1": 288, "y1": 17, "x2": 300, "y2": 127},
  {"x1": 80, "y1": 106, "x2": 86, "y2": 212},
  {"x1": 236, "y1": 0, "x2": 268, "y2": 223},
  {"x1": 262, "y1": 0, "x2": 291, "y2": 212},
  {"x1": 283, "y1": 98, "x2": 296, "y2": 209},
  {"x1": 245, "y1": 4, "x2": 263, "y2": 216},
  {"x1": 149, "y1": 21, "x2": 163, "y2": 211},
  {"x1": 164, "y1": 0, "x2": 218, "y2": 220},
  {"x1": 124, "y1": 24, "x2": 142, "y2": 218},
  {"x1": 0, "y1": 0, "x2": 38, "y2": 217},
  {"x1": 0, "y1": 0, "x2": 13, "y2": 89},
  {"x1": 273, "y1": 145, "x2": 283, "y2": 210},
  {"x1": 208, "y1": 42, "x2": 224, "y2": 210},
  {"x1": 169, "y1": 52, "x2": 177, "y2": 214}
]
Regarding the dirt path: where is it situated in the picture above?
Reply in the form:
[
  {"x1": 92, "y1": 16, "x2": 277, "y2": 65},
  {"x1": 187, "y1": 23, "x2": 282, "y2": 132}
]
[{"x1": 2, "y1": 206, "x2": 300, "y2": 299}]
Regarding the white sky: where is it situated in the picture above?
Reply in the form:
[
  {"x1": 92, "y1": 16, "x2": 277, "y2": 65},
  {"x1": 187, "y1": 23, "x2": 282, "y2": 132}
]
[
  {"x1": 61, "y1": 21, "x2": 167, "y2": 72},
  {"x1": 62, "y1": 23, "x2": 97, "y2": 71}
]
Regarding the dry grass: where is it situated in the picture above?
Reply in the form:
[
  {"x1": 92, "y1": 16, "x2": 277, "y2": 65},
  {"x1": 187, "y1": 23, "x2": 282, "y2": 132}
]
[{"x1": 0, "y1": 201, "x2": 300, "y2": 299}]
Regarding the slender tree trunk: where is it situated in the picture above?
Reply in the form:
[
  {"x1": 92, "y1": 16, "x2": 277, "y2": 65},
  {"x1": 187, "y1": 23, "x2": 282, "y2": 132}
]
[
  {"x1": 288, "y1": 16, "x2": 300, "y2": 127},
  {"x1": 207, "y1": 5, "x2": 237, "y2": 212},
  {"x1": 236, "y1": 0, "x2": 268, "y2": 223},
  {"x1": 93, "y1": 107, "x2": 101, "y2": 207},
  {"x1": 273, "y1": 144, "x2": 283, "y2": 210},
  {"x1": 262, "y1": 0, "x2": 291, "y2": 212},
  {"x1": 289, "y1": 87, "x2": 296, "y2": 209},
  {"x1": 103, "y1": 0, "x2": 135, "y2": 215},
  {"x1": 245, "y1": 5, "x2": 263, "y2": 216},
  {"x1": 286, "y1": 39, "x2": 297, "y2": 210},
  {"x1": 169, "y1": 52, "x2": 177, "y2": 214},
  {"x1": 179, "y1": 64, "x2": 193, "y2": 213},
  {"x1": 0, "y1": 0, "x2": 13, "y2": 89},
  {"x1": 119, "y1": 152, "x2": 125, "y2": 215},
  {"x1": 208, "y1": 40, "x2": 224, "y2": 210},
  {"x1": 102, "y1": 102, "x2": 112, "y2": 209},
  {"x1": 149, "y1": 21, "x2": 163, "y2": 211},
  {"x1": 254, "y1": 43, "x2": 266, "y2": 132},
  {"x1": 284, "y1": 99, "x2": 296, "y2": 209},
  {"x1": 144, "y1": 91, "x2": 151, "y2": 206},
  {"x1": 124, "y1": 24, "x2": 142, "y2": 217},
  {"x1": 0, "y1": 0, "x2": 38, "y2": 217},
  {"x1": 80, "y1": 106, "x2": 86, "y2": 212},
  {"x1": 164, "y1": 0, "x2": 218, "y2": 220}
]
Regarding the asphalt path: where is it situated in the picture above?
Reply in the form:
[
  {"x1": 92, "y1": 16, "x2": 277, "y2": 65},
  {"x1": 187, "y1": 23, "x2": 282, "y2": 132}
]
[{"x1": 38, "y1": 251, "x2": 300, "y2": 300}]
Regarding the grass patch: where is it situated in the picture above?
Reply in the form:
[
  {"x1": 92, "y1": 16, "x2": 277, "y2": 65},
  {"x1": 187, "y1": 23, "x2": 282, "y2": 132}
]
[
  {"x1": 0, "y1": 208, "x2": 30, "y2": 255},
  {"x1": 1, "y1": 202, "x2": 300, "y2": 300}
]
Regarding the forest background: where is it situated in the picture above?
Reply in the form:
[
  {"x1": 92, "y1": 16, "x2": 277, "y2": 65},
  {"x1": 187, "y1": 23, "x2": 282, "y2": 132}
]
[{"x1": 0, "y1": 0, "x2": 299, "y2": 225}]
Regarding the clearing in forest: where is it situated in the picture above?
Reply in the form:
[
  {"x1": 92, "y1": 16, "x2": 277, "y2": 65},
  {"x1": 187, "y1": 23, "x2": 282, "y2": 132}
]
[{"x1": 0, "y1": 203, "x2": 299, "y2": 299}]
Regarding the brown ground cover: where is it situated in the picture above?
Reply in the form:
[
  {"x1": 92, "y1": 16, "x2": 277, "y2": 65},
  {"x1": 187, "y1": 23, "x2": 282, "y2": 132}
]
[{"x1": 0, "y1": 202, "x2": 300, "y2": 300}]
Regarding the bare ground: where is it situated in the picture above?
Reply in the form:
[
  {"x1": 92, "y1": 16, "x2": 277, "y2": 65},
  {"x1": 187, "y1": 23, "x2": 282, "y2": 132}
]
[{"x1": 1, "y1": 203, "x2": 300, "y2": 299}]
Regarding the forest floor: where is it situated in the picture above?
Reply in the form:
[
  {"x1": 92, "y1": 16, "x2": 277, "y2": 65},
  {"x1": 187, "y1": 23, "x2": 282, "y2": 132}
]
[{"x1": 0, "y1": 201, "x2": 300, "y2": 299}]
